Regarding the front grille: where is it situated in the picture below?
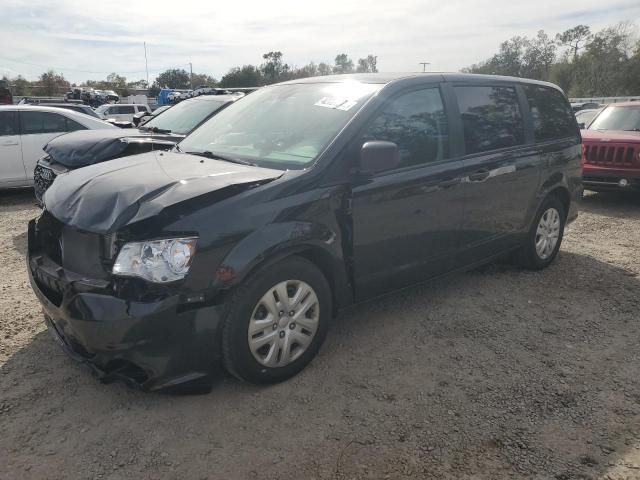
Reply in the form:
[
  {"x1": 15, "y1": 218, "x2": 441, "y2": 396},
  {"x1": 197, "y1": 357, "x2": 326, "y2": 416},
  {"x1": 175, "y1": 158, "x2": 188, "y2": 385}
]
[
  {"x1": 34, "y1": 164, "x2": 57, "y2": 204},
  {"x1": 584, "y1": 143, "x2": 638, "y2": 167}
]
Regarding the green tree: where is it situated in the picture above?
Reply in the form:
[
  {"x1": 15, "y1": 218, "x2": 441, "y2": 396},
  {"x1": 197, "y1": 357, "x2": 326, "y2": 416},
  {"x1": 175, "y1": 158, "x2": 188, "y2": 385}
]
[
  {"x1": 260, "y1": 51, "x2": 289, "y2": 84},
  {"x1": 190, "y1": 73, "x2": 217, "y2": 87},
  {"x1": 356, "y1": 55, "x2": 378, "y2": 73},
  {"x1": 218, "y1": 65, "x2": 262, "y2": 87},
  {"x1": 317, "y1": 62, "x2": 333, "y2": 76},
  {"x1": 333, "y1": 54, "x2": 354, "y2": 74},
  {"x1": 154, "y1": 69, "x2": 191, "y2": 89},
  {"x1": 10, "y1": 75, "x2": 32, "y2": 96},
  {"x1": 38, "y1": 70, "x2": 69, "y2": 96},
  {"x1": 556, "y1": 25, "x2": 592, "y2": 62}
]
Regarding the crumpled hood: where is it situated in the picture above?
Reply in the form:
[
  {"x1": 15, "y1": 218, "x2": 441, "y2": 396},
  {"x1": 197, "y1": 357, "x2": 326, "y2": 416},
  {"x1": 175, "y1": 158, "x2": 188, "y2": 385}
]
[
  {"x1": 45, "y1": 129, "x2": 183, "y2": 168},
  {"x1": 43, "y1": 151, "x2": 283, "y2": 234}
]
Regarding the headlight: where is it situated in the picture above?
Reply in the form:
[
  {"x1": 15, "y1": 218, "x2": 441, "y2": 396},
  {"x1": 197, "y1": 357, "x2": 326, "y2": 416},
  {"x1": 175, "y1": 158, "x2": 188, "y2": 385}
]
[{"x1": 112, "y1": 237, "x2": 198, "y2": 283}]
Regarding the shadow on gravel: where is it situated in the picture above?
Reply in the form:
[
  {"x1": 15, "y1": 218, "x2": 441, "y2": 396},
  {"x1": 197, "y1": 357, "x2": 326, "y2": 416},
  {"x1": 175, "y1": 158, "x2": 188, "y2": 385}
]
[
  {"x1": 1, "y1": 248, "x2": 639, "y2": 479},
  {"x1": 0, "y1": 188, "x2": 37, "y2": 212},
  {"x1": 581, "y1": 190, "x2": 640, "y2": 219}
]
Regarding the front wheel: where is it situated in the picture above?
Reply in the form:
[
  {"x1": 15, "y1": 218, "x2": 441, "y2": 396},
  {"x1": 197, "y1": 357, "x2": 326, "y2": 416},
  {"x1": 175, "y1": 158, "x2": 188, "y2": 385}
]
[
  {"x1": 221, "y1": 256, "x2": 331, "y2": 384},
  {"x1": 515, "y1": 195, "x2": 566, "y2": 270}
]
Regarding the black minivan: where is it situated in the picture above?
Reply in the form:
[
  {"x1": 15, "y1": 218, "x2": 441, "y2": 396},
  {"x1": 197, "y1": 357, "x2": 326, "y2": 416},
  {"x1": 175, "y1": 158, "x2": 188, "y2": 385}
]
[{"x1": 27, "y1": 73, "x2": 582, "y2": 390}]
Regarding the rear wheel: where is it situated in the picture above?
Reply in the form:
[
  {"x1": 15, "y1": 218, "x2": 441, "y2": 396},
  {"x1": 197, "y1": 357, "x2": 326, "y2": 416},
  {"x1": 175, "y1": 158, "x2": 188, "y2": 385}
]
[
  {"x1": 221, "y1": 256, "x2": 331, "y2": 384},
  {"x1": 515, "y1": 195, "x2": 566, "y2": 270}
]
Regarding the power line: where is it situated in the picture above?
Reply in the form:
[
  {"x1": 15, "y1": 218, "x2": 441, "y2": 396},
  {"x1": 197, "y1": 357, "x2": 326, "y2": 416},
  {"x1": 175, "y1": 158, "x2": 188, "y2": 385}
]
[{"x1": 0, "y1": 56, "x2": 191, "y2": 75}]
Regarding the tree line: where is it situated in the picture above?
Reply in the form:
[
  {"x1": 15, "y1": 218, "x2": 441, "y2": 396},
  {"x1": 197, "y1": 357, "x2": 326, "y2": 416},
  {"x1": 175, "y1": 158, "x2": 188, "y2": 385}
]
[
  {"x1": 2, "y1": 52, "x2": 377, "y2": 98},
  {"x1": 4, "y1": 23, "x2": 639, "y2": 99},
  {"x1": 464, "y1": 22, "x2": 640, "y2": 97}
]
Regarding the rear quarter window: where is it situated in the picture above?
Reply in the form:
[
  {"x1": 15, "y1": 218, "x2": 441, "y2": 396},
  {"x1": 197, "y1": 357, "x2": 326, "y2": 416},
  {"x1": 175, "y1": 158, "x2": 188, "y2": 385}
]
[
  {"x1": 0, "y1": 111, "x2": 18, "y2": 136},
  {"x1": 524, "y1": 85, "x2": 577, "y2": 141},
  {"x1": 455, "y1": 85, "x2": 525, "y2": 155}
]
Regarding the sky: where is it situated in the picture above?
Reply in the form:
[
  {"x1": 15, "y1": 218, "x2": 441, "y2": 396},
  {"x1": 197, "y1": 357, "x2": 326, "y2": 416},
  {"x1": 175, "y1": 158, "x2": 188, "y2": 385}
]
[{"x1": 1, "y1": 0, "x2": 639, "y2": 84}]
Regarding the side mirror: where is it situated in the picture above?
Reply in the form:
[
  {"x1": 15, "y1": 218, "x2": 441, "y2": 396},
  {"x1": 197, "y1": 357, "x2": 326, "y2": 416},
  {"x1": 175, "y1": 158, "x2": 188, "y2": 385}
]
[
  {"x1": 360, "y1": 141, "x2": 400, "y2": 174},
  {"x1": 578, "y1": 122, "x2": 585, "y2": 129}
]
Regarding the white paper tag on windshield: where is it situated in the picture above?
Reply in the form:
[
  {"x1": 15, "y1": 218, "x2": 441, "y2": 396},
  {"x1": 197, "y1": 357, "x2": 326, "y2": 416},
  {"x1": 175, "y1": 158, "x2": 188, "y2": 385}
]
[{"x1": 314, "y1": 97, "x2": 358, "y2": 111}]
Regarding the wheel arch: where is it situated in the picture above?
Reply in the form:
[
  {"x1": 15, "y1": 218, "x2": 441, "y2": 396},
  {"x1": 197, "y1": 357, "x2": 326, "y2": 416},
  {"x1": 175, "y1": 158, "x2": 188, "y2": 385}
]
[{"x1": 212, "y1": 223, "x2": 353, "y2": 316}]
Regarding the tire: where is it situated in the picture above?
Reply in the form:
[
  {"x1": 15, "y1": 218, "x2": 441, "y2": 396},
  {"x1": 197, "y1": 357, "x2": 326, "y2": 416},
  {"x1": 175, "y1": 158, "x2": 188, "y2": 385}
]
[
  {"x1": 515, "y1": 194, "x2": 566, "y2": 270},
  {"x1": 221, "y1": 256, "x2": 332, "y2": 384}
]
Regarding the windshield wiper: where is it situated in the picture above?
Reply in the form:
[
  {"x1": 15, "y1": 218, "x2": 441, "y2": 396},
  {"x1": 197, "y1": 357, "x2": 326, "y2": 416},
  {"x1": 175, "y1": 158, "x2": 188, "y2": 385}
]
[
  {"x1": 624, "y1": 128, "x2": 640, "y2": 132},
  {"x1": 185, "y1": 150, "x2": 256, "y2": 166}
]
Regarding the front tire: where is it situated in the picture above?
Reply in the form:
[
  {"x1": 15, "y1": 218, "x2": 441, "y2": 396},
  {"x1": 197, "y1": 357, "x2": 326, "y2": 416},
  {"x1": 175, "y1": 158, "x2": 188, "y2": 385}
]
[
  {"x1": 515, "y1": 195, "x2": 566, "y2": 270},
  {"x1": 221, "y1": 256, "x2": 332, "y2": 384}
]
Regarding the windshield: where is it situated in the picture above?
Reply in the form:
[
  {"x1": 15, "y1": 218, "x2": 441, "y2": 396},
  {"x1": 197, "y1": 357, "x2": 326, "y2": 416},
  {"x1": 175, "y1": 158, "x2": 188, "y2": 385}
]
[
  {"x1": 95, "y1": 105, "x2": 108, "y2": 114},
  {"x1": 589, "y1": 106, "x2": 640, "y2": 131},
  {"x1": 143, "y1": 99, "x2": 227, "y2": 135},
  {"x1": 178, "y1": 82, "x2": 382, "y2": 170}
]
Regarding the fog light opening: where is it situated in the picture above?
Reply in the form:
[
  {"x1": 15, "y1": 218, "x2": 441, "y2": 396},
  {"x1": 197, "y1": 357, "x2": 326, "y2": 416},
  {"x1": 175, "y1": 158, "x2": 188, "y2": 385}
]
[{"x1": 618, "y1": 178, "x2": 630, "y2": 188}]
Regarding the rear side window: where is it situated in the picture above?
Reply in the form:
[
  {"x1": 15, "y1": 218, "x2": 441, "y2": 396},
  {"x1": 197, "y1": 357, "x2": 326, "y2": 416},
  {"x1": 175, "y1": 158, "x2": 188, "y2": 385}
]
[
  {"x1": 0, "y1": 111, "x2": 17, "y2": 136},
  {"x1": 20, "y1": 111, "x2": 86, "y2": 134},
  {"x1": 65, "y1": 117, "x2": 86, "y2": 132},
  {"x1": 116, "y1": 106, "x2": 136, "y2": 114},
  {"x1": 525, "y1": 85, "x2": 577, "y2": 141},
  {"x1": 20, "y1": 111, "x2": 67, "y2": 134},
  {"x1": 136, "y1": 105, "x2": 149, "y2": 113},
  {"x1": 455, "y1": 85, "x2": 525, "y2": 154},
  {"x1": 361, "y1": 87, "x2": 449, "y2": 171}
]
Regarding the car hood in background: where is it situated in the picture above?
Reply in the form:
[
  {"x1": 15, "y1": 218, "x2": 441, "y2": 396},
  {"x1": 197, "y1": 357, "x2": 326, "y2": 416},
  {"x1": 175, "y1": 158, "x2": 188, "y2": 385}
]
[
  {"x1": 44, "y1": 129, "x2": 185, "y2": 168},
  {"x1": 581, "y1": 129, "x2": 640, "y2": 144},
  {"x1": 43, "y1": 151, "x2": 283, "y2": 234}
]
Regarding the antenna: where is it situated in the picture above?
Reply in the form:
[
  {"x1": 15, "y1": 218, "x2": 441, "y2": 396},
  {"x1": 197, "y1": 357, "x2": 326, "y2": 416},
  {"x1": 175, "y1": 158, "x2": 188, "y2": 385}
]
[{"x1": 419, "y1": 62, "x2": 431, "y2": 72}]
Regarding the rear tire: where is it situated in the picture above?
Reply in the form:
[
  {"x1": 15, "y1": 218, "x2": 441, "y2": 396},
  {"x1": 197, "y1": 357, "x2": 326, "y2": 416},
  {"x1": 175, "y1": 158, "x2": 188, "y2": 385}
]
[
  {"x1": 515, "y1": 195, "x2": 566, "y2": 270},
  {"x1": 221, "y1": 256, "x2": 331, "y2": 384}
]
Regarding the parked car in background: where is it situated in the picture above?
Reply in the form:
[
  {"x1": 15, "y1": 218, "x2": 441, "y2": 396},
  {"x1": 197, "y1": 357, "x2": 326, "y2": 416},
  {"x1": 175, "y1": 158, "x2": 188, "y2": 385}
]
[
  {"x1": 575, "y1": 108, "x2": 602, "y2": 128},
  {"x1": 0, "y1": 105, "x2": 115, "y2": 189},
  {"x1": 132, "y1": 105, "x2": 171, "y2": 126},
  {"x1": 25, "y1": 102, "x2": 100, "y2": 119},
  {"x1": 27, "y1": 73, "x2": 581, "y2": 391},
  {"x1": 95, "y1": 104, "x2": 150, "y2": 123},
  {"x1": 34, "y1": 94, "x2": 241, "y2": 203},
  {"x1": 581, "y1": 102, "x2": 640, "y2": 191},
  {"x1": 571, "y1": 101, "x2": 601, "y2": 112},
  {"x1": 0, "y1": 80, "x2": 12, "y2": 105}
]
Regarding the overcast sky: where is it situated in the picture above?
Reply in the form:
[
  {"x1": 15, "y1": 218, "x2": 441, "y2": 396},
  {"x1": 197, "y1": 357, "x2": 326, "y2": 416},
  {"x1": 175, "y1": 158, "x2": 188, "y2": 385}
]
[{"x1": 1, "y1": 0, "x2": 639, "y2": 84}]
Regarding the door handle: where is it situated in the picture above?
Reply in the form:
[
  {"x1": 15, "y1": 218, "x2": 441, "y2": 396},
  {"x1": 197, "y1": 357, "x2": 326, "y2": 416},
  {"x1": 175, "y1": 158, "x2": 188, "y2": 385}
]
[
  {"x1": 0, "y1": 140, "x2": 18, "y2": 146},
  {"x1": 437, "y1": 178, "x2": 460, "y2": 189},
  {"x1": 468, "y1": 169, "x2": 490, "y2": 182}
]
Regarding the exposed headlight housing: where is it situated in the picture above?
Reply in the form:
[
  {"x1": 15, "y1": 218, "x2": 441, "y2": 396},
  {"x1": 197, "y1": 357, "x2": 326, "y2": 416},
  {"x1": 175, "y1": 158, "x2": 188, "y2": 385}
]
[{"x1": 112, "y1": 237, "x2": 198, "y2": 283}]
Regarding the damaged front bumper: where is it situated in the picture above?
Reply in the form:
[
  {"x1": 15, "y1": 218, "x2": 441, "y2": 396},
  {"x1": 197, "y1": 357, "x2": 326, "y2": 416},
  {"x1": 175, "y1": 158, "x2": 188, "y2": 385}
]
[{"x1": 27, "y1": 219, "x2": 224, "y2": 391}]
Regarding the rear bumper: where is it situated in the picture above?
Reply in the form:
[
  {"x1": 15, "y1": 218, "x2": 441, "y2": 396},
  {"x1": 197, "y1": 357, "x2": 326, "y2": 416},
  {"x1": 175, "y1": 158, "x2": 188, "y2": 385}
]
[{"x1": 27, "y1": 219, "x2": 224, "y2": 391}]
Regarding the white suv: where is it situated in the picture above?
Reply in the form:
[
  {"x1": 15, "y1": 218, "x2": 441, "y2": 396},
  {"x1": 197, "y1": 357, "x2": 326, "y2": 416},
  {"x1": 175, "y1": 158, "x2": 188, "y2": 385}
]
[{"x1": 95, "y1": 104, "x2": 150, "y2": 122}]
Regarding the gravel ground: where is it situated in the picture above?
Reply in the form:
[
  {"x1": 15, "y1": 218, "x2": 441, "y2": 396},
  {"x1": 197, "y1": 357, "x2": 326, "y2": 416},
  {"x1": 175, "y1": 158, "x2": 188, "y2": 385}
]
[{"x1": 1, "y1": 189, "x2": 639, "y2": 480}]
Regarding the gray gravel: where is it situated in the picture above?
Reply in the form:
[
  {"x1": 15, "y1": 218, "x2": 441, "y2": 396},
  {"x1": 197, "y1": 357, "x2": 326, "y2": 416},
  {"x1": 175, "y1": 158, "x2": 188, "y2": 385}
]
[{"x1": 1, "y1": 189, "x2": 639, "y2": 480}]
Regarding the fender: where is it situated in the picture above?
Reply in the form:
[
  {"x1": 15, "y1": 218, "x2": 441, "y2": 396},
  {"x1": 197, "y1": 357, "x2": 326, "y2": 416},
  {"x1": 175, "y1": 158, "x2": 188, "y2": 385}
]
[{"x1": 212, "y1": 220, "x2": 354, "y2": 311}]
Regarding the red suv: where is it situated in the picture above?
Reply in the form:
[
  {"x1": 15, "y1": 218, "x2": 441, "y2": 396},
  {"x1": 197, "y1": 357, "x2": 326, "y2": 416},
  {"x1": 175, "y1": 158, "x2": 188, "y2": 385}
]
[
  {"x1": 0, "y1": 80, "x2": 12, "y2": 105},
  {"x1": 582, "y1": 102, "x2": 640, "y2": 191}
]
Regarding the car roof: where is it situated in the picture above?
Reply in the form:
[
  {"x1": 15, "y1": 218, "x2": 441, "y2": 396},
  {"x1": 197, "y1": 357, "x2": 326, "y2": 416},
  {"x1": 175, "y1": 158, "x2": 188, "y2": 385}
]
[
  {"x1": 0, "y1": 104, "x2": 116, "y2": 128},
  {"x1": 276, "y1": 72, "x2": 563, "y2": 91}
]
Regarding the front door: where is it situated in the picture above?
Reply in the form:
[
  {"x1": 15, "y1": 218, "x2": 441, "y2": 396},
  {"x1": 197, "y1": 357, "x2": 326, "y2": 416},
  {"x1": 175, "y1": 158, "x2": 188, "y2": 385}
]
[
  {"x1": 351, "y1": 86, "x2": 466, "y2": 300},
  {"x1": 0, "y1": 111, "x2": 25, "y2": 187}
]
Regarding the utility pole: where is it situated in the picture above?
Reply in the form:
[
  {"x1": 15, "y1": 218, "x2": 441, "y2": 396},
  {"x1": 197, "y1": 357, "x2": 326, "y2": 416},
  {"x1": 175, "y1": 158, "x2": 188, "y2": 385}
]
[
  {"x1": 189, "y1": 62, "x2": 193, "y2": 89},
  {"x1": 419, "y1": 62, "x2": 431, "y2": 72},
  {"x1": 144, "y1": 42, "x2": 150, "y2": 89}
]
